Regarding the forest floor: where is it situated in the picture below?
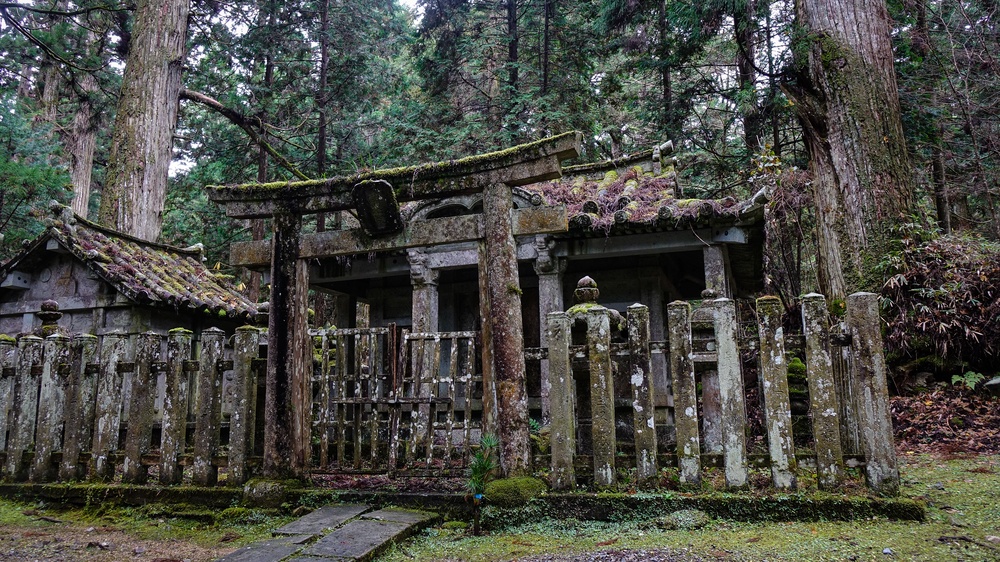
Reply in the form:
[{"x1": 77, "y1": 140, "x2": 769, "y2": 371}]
[{"x1": 0, "y1": 387, "x2": 996, "y2": 562}]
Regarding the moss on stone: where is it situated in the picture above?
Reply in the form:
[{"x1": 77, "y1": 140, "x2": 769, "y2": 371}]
[
  {"x1": 484, "y1": 477, "x2": 548, "y2": 509},
  {"x1": 0, "y1": 334, "x2": 16, "y2": 343}
]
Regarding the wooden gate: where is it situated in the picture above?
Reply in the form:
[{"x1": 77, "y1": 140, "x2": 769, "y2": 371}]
[{"x1": 311, "y1": 328, "x2": 482, "y2": 475}]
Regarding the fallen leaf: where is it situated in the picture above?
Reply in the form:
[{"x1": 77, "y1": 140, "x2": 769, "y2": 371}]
[{"x1": 596, "y1": 538, "x2": 619, "y2": 547}]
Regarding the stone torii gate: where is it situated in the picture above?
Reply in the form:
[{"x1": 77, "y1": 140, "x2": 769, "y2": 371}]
[{"x1": 207, "y1": 132, "x2": 582, "y2": 478}]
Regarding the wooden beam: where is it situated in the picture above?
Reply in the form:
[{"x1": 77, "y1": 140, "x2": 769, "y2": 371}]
[
  {"x1": 208, "y1": 132, "x2": 582, "y2": 218},
  {"x1": 230, "y1": 206, "x2": 568, "y2": 267}
]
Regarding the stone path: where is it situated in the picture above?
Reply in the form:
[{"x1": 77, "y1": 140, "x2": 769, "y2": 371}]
[{"x1": 216, "y1": 504, "x2": 438, "y2": 562}]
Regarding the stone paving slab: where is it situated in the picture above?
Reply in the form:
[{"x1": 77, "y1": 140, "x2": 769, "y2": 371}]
[
  {"x1": 273, "y1": 504, "x2": 371, "y2": 537},
  {"x1": 297, "y1": 518, "x2": 411, "y2": 560},
  {"x1": 215, "y1": 536, "x2": 302, "y2": 562},
  {"x1": 361, "y1": 507, "x2": 439, "y2": 525}
]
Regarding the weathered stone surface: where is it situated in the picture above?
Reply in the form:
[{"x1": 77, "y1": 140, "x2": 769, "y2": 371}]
[
  {"x1": 801, "y1": 293, "x2": 844, "y2": 490},
  {"x1": 6, "y1": 336, "x2": 43, "y2": 480},
  {"x1": 757, "y1": 296, "x2": 797, "y2": 490},
  {"x1": 30, "y1": 334, "x2": 71, "y2": 482},
  {"x1": 59, "y1": 334, "x2": 97, "y2": 481},
  {"x1": 547, "y1": 312, "x2": 575, "y2": 490},
  {"x1": 627, "y1": 304, "x2": 657, "y2": 484},
  {"x1": 160, "y1": 329, "x2": 191, "y2": 484},
  {"x1": 846, "y1": 292, "x2": 899, "y2": 497},
  {"x1": 228, "y1": 326, "x2": 260, "y2": 486},
  {"x1": 713, "y1": 298, "x2": 747, "y2": 489},
  {"x1": 122, "y1": 332, "x2": 159, "y2": 484},
  {"x1": 273, "y1": 504, "x2": 370, "y2": 536},
  {"x1": 587, "y1": 307, "x2": 616, "y2": 488},
  {"x1": 361, "y1": 508, "x2": 437, "y2": 525},
  {"x1": 193, "y1": 328, "x2": 225, "y2": 486},
  {"x1": 0, "y1": 337, "x2": 16, "y2": 453},
  {"x1": 215, "y1": 536, "x2": 301, "y2": 562},
  {"x1": 300, "y1": 519, "x2": 410, "y2": 559},
  {"x1": 90, "y1": 333, "x2": 129, "y2": 481},
  {"x1": 668, "y1": 301, "x2": 700, "y2": 485}
]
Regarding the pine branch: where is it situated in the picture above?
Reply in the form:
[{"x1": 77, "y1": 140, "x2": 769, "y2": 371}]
[{"x1": 179, "y1": 88, "x2": 311, "y2": 182}]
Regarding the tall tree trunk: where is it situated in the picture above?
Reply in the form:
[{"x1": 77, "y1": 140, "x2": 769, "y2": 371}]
[
  {"x1": 316, "y1": 0, "x2": 330, "y2": 232},
  {"x1": 784, "y1": 0, "x2": 914, "y2": 297},
  {"x1": 507, "y1": 0, "x2": 518, "y2": 92},
  {"x1": 658, "y1": 0, "x2": 672, "y2": 131},
  {"x1": 69, "y1": 73, "x2": 98, "y2": 217},
  {"x1": 735, "y1": 0, "x2": 762, "y2": 155},
  {"x1": 98, "y1": 0, "x2": 190, "y2": 241},
  {"x1": 541, "y1": 0, "x2": 551, "y2": 96}
]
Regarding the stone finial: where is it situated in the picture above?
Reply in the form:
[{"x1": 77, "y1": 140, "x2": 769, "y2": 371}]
[
  {"x1": 36, "y1": 300, "x2": 63, "y2": 337},
  {"x1": 574, "y1": 276, "x2": 599, "y2": 304}
]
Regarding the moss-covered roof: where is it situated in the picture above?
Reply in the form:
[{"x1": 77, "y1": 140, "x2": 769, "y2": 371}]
[{"x1": 0, "y1": 206, "x2": 260, "y2": 321}]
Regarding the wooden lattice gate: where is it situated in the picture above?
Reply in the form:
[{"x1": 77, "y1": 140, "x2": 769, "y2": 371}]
[{"x1": 311, "y1": 328, "x2": 483, "y2": 475}]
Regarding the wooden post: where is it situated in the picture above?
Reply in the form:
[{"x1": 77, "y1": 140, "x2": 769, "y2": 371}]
[
  {"x1": 0, "y1": 338, "x2": 18, "y2": 454},
  {"x1": 482, "y1": 181, "x2": 530, "y2": 476},
  {"x1": 547, "y1": 312, "x2": 574, "y2": 490},
  {"x1": 757, "y1": 296, "x2": 797, "y2": 490},
  {"x1": 627, "y1": 304, "x2": 658, "y2": 484},
  {"x1": 30, "y1": 334, "x2": 71, "y2": 482},
  {"x1": 587, "y1": 307, "x2": 616, "y2": 488},
  {"x1": 193, "y1": 327, "x2": 225, "y2": 486},
  {"x1": 122, "y1": 333, "x2": 160, "y2": 484},
  {"x1": 160, "y1": 329, "x2": 192, "y2": 484},
  {"x1": 90, "y1": 332, "x2": 130, "y2": 481},
  {"x1": 668, "y1": 301, "x2": 700, "y2": 485},
  {"x1": 801, "y1": 293, "x2": 844, "y2": 490},
  {"x1": 60, "y1": 335, "x2": 98, "y2": 480},
  {"x1": 264, "y1": 210, "x2": 312, "y2": 479},
  {"x1": 846, "y1": 292, "x2": 899, "y2": 496},
  {"x1": 714, "y1": 298, "x2": 747, "y2": 489},
  {"x1": 229, "y1": 326, "x2": 260, "y2": 485}
]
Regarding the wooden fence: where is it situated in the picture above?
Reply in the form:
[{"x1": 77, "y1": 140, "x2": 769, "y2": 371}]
[{"x1": 547, "y1": 291, "x2": 900, "y2": 496}]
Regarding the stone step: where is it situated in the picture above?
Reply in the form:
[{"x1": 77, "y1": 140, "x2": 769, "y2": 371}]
[{"x1": 216, "y1": 505, "x2": 438, "y2": 562}]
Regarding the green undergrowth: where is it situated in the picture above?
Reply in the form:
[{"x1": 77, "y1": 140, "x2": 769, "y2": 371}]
[
  {"x1": 379, "y1": 454, "x2": 1000, "y2": 562},
  {"x1": 0, "y1": 497, "x2": 294, "y2": 549}
]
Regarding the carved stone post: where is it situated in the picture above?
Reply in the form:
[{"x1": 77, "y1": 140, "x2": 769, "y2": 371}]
[
  {"x1": 481, "y1": 181, "x2": 530, "y2": 476},
  {"x1": 703, "y1": 245, "x2": 731, "y2": 298},
  {"x1": 714, "y1": 298, "x2": 747, "y2": 489},
  {"x1": 60, "y1": 334, "x2": 98, "y2": 481},
  {"x1": 122, "y1": 332, "x2": 160, "y2": 484},
  {"x1": 627, "y1": 304, "x2": 658, "y2": 484},
  {"x1": 30, "y1": 333, "x2": 71, "y2": 482},
  {"x1": 757, "y1": 296, "x2": 797, "y2": 490},
  {"x1": 801, "y1": 293, "x2": 844, "y2": 490},
  {"x1": 668, "y1": 301, "x2": 700, "y2": 485},
  {"x1": 533, "y1": 236, "x2": 565, "y2": 422},
  {"x1": 408, "y1": 249, "x2": 440, "y2": 333},
  {"x1": 547, "y1": 311, "x2": 574, "y2": 490},
  {"x1": 264, "y1": 209, "x2": 312, "y2": 479},
  {"x1": 846, "y1": 292, "x2": 899, "y2": 496},
  {"x1": 0, "y1": 337, "x2": 15, "y2": 453}
]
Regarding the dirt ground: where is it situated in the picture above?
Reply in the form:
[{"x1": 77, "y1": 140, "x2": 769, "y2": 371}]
[{"x1": 0, "y1": 522, "x2": 232, "y2": 561}]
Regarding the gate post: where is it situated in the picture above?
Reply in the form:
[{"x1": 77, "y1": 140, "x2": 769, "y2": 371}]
[
  {"x1": 627, "y1": 304, "x2": 657, "y2": 484},
  {"x1": 757, "y1": 296, "x2": 797, "y2": 490},
  {"x1": 714, "y1": 298, "x2": 747, "y2": 489},
  {"x1": 801, "y1": 293, "x2": 844, "y2": 490},
  {"x1": 587, "y1": 307, "x2": 615, "y2": 488},
  {"x1": 547, "y1": 312, "x2": 575, "y2": 490},
  {"x1": 668, "y1": 301, "x2": 700, "y2": 486},
  {"x1": 846, "y1": 292, "x2": 899, "y2": 496}
]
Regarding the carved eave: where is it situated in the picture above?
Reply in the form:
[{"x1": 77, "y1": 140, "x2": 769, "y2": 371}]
[{"x1": 208, "y1": 131, "x2": 583, "y2": 218}]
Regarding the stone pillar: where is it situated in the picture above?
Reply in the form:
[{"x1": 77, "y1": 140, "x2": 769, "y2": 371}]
[
  {"x1": 714, "y1": 298, "x2": 748, "y2": 489},
  {"x1": 408, "y1": 249, "x2": 440, "y2": 333},
  {"x1": 481, "y1": 182, "x2": 530, "y2": 476},
  {"x1": 801, "y1": 293, "x2": 845, "y2": 490},
  {"x1": 703, "y1": 245, "x2": 731, "y2": 298},
  {"x1": 846, "y1": 292, "x2": 899, "y2": 496},
  {"x1": 30, "y1": 333, "x2": 71, "y2": 482},
  {"x1": 264, "y1": 210, "x2": 312, "y2": 479},
  {"x1": 668, "y1": 301, "x2": 700, "y2": 486},
  {"x1": 533, "y1": 236, "x2": 566, "y2": 423},
  {"x1": 627, "y1": 304, "x2": 658, "y2": 484},
  {"x1": 587, "y1": 307, "x2": 615, "y2": 488},
  {"x1": 547, "y1": 311, "x2": 575, "y2": 490},
  {"x1": 757, "y1": 296, "x2": 797, "y2": 490}
]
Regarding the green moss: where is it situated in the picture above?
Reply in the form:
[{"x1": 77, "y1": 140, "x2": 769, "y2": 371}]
[
  {"x1": 507, "y1": 284, "x2": 523, "y2": 296},
  {"x1": 441, "y1": 520, "x2": 469, "y2": 530},
  {"x1": 786, "y1": 356, "x2": 806, "y2": 376},
  {"x1": 484, "y1": 477, "x2": 548, "y2": 509},
  {"x1": 566, "y1": 302, "x2": 603, "y2": 315},
  {"x1": 0, "y1": 334, "x2": 15, "y2": 343}
]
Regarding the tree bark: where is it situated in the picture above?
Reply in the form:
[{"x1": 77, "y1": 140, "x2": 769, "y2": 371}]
[
  {"x1": 784, "y1": 0, "x2": 915, "y2": 297},
  {"x1": 69, "y1": 72, "x2": 98, "y2": 217},
  {"x1": 735, "y1": 0, "x2": 762, "y2": 155},
  {"x1": 98, "y1": 0, "x2": 190, "y2": 241}
]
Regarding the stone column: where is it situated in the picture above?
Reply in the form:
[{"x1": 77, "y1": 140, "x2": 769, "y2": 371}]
[
  {"x1": 714, "y1": 298, "x2": 748, "y2": 489},
  {"x1": 547, "y1": 311, "x2": 575, "y2": 490},
  {"x1": 533, "y1": 235, "x2": 566, "y2": 423},
  {"x1": 801, "y1": 293, "x2": 845, "y2": 490},
  {"x1": 408, "y1": 249, "x2": 440, "y2": 333},
  {"x1": 847, "y1": 292, "x2": 899, "y2": 496},
  {"x1": 703, "y1": 245, "x2": 731, "y2": 298},
  {"x1": 757, "y1": 296, "x2": 797, "y2": 490}
]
